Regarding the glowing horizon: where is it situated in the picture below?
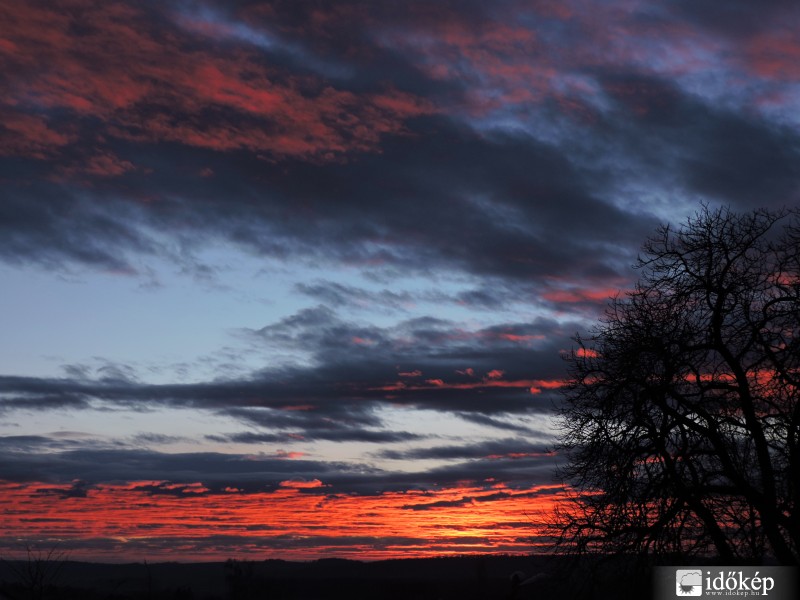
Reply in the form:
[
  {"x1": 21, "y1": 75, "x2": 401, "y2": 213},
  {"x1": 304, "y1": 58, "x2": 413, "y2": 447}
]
[
  {"x1": 2, "y1": 0, "x2": 798, "y2": 563},
  {"x1": 0, "y1": 479, "x2": 564, "y2": 562}
]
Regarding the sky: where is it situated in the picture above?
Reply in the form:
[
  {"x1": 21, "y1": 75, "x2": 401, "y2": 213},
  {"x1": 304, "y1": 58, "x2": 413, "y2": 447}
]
[{"x1": 1, "y1": 0, "x2": 799, "y2": 562}]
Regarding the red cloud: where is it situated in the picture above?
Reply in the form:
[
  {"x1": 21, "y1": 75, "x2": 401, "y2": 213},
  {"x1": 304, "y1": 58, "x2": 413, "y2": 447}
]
[
  {"x1": 54, "y1": 151, "x2": 137, "y2": 181},
  {"x1": 0, "y1": 1, "x2": 434, "y2": 168},
  {"x1": 0, "y1": 111, "x2": 74, "y2": 159},
  {"x1": 746, "y1": 29, "x2": 800, "y2": 81},
  {"x1": 0, "y1": 479, "x2": 568, "y2": 561},
  {"x1": 279, "y1": 478, "x2": 325, "y2": 489},
  {"x1": 379, "y1": 18, "x2": 550, "y2": 115}
]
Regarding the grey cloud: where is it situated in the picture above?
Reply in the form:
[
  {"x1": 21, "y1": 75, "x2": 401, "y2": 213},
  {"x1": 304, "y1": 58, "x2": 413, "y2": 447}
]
[
  {"x1": 594, "y1": 71, "x2": 800, "y2": 210},
  {"x1": 454, "y1": 413, "x2": 539, "y2": 434},
  {"x1": 212, "y1": 428, "x2": 427, "y2": 445},
  {"x1": 376, "y1": 438, "x2": 554, "y2": 461},
  {"x1": 131, "y1": 432, "x2": 190, "y2": 446},
  {"x1": 400, "y1": 488, "x2": 558, "y2": 511},
  {"x1": 0, "y1": 184, "x2": 156, "y2": 273},
  {"x1": 0, "y1": 446, "x2": 363, "y2": 491},
  {"x1": 0, "y1": 311, "x2": 578, "y2": 434},
  {"x1": 295, "y1": 281, "x2": 415, "y2": 312},
  {"x1": 672, "y1": 0, "x2": 799, "y2": 36},
  {"x1": 0, "y1": 418, "x2": 560, "y2": 494},
  {"x1": 3, "y1": 0, "x2": 797, "y2": 294},
  {"x1": 0, "y1": 116, "x2": 652, "y2": 289}
]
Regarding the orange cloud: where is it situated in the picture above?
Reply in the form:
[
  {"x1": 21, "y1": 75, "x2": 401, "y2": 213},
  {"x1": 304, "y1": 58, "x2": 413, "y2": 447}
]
[
  {"x1": 275, "y1": 451, "x2": 306, "y2": 460},
  {"x1": 542, "y1": 287, "x2": 619, "y2": 304},
  {"x1": 279, "y1": 478, "x2": 325, "y2": 489},
  {"x1": 575, "y1": 348, "x2": 599, "y2": 358},
  {"x1": 372, "y1": 378, "x2": 565, "y2": 394},
  {"x1": 0, "y1": 480, "x2": 567, "y2": 561},
  {"x1": 495, "y1": 333, "x2": 545, "y2": 343},
  {"x1": 486, "y1": 451, "x2": 556, "y2": 460}
]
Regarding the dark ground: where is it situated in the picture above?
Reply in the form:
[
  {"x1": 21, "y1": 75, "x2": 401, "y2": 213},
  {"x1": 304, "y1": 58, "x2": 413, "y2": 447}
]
[{"x1": 0, "y1": 553, "x2": 658, "y2": 600}]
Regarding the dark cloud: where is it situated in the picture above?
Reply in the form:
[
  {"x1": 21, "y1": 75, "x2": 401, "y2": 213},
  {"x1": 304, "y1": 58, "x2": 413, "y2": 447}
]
[
  {"x1": 375, "y1": 438, "x2": 554, "y2": 461},
  {"x1": 295, "y1": 281, "x2": 415, "y2": 312},
  {"x1": 0, "y1": 389, "x2": 92, "y2": 413},
  {"x1": 1, "y1": 103, "x2": 651, "y2": 290},
  {"x1": 7, "y1": 1, "x2": 753, "y2": 303},
  {"x1": 3, "y1": 0, "x2": 798, "y2": 287},
  {"x1": 0, "y1": 443, "x2": 558, "y2": 495},
  {"x1": 210, "y1": 428, "x2": 426, "y2": 445},
  {"x1": 2, "y1": 0, "x2": 799, "y2": 560},
  {"x1": 672, "y1": 0, "x2": 800, "y2": 36},
  {"x1": 34, "y1": 479, "x2": 91, "y2": 499},
  {"x1": 0, "y1": 310, "x2": 576, "y2": 434},
  {"x1": 0, "y1": 446, "x2": 357, "y2": 490},
  {"x1": 454, "y1": 413, "x2": 538, "y2": 434},
  {"x1": 0, "y1": 176, "x2": 166, "y2": 273},
  {"x1": 400, "y1": 488, "x2": 554, "y2": 511},
  {"x1": 295, "y1": 278, "x2": 585, "y2": 315},
  {"x1": 595, "y1": 71, "x2": 800, "y2": 210},
  {"x1": 0, "y1": 434, "x2": 121, "y2": 454},
  {"x1": 131, "y1": 433, "x2": 189, "y2": 445}
]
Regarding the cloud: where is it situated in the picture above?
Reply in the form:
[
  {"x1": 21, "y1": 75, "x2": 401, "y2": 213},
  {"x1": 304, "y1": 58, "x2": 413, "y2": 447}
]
[
  {"x1": 0, "y1": 440, "x2": 558, "y2": 497},
  {"x1": 399, "y1": 488, "x2": 556, "y2": 511},
  {"x1": 207, "y1": 427, "x2": 426, "y2": 445},
  {"x1": 592, "y1": 70, "x2": 800, "y2": 209},
  {"x1": 0, "y1": 184, "x2": 157, "y2": 272},
  {"x1": 295, "y1": 281, "x2": 415, "y2": 312},
  {"x1": 0, "y1": 1, "x2": 434, "y2": 161},
  {"x1": 3, "y1": 0, "x2": 799, "y2": 561},
  {"x1": 0, "y1": 445, "x2": 356, "y2": 490},
  {"x1": 1, "y1": 2, "x2": 659, "y2": 285},
  {"x1": 375, "y1": 438, "x2": 555, "y2": 462},
  {"x1": 3, "y1": 0, "x2": 799, "y2": 284},
  {"x1": 1, "y1": 307, "x2": 578, "y2": 434},
  {"x1": 0, "y1": 118, "x2": 653, "y2": 299}
]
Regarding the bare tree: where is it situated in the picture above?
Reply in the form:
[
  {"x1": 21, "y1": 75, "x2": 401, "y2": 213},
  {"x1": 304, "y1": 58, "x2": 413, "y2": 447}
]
[
  {"x1": 1, "y1": 544, "x2": 68, "y2": 600},
  {"x1": 553, "y1": 206, "x2": 799, "y2": 564}
]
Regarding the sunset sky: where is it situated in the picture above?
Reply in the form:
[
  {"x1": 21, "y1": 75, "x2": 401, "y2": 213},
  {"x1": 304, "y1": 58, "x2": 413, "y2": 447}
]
[{"x1": 2, "y1": 0, "x2": 799, "y2": 562}]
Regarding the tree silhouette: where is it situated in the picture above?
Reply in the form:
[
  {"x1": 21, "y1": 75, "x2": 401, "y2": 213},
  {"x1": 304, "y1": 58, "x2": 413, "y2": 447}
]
[
  {"x1": 553, "y1": 206, "x2": 799, "y2": 564},
  {"x1": 1, "y1": 544, "x2": 68, "y2": 600}
]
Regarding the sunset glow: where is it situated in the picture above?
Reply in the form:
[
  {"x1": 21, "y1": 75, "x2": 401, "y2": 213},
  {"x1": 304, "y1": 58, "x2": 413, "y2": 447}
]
[
  {"x1": 0, "y1": 480, "x2": 563, "y2": 561},
  {"x1": 2, "y1": 0, "x2": 799, "y2": 564}
]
